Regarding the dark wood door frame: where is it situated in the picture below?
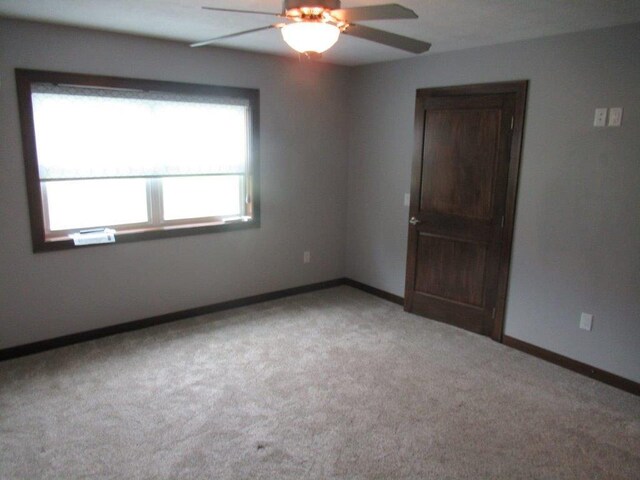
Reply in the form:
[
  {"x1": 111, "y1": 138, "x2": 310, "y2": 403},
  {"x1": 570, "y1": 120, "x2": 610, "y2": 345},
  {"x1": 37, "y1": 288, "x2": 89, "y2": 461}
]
[{"x1": 405, "y1": 80, "x2": 528, "y2": 342}]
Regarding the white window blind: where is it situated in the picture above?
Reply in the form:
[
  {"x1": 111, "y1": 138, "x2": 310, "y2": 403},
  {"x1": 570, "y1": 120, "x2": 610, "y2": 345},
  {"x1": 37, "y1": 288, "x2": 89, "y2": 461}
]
[{"x1": 31, "y1": 84, "x2": 250, "y2": 180}]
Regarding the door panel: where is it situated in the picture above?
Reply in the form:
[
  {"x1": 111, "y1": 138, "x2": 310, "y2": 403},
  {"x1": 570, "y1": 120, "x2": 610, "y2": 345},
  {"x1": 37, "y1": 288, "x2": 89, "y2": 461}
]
[
  {"x1": 405, "y1": 82, "x2": 527, "y2": 339},
  {"x1": 415, "y1": 234, "x2": 487, "y2": 307},
  {"x1": 421, "y1": 108, "x2": 500, "y2": 220}
]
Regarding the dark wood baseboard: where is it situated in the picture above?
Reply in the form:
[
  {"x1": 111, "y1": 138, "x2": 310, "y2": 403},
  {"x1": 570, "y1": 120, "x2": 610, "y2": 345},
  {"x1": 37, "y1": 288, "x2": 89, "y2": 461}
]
[
  {"x1": 3, "y1": 278, "x2": 636, "y2": 398},
  {"x1": 0, "y1": 278, "x2": 405, "y2": 363},
  {"x1": 0, "y1": 278, "x2": 345, "y2": 362},
  {"x1": 503, "y1": 335, "x2": 639, "y2": 396},
  {"x1": 343, "y1": 278, "x2": 404, "y2": 305}
]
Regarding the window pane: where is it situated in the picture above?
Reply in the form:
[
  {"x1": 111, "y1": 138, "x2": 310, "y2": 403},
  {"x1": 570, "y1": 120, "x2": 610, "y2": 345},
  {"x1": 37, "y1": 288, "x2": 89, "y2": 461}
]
[
  {"x1": 162, "y1": 176, "x2": 242, "y2": 221},
  {"x1": 45, "y1": 179, "x2": 148, "y2": 231}
]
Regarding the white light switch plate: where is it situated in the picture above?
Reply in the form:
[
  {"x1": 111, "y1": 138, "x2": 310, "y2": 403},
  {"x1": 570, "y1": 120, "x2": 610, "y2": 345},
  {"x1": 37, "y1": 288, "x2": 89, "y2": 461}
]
[
  {"x1": 404, "y1": 193, "x2": 411, "y2": 207},
  {"x1": 594, "y1": 108, "x2": 607, "y2": 127},
  {"x1": 608, "y1": 107, "x2": 623, "y2": 127},
  {"x1": 579, "y1": 313, "x2": 593, "y2": 331}
]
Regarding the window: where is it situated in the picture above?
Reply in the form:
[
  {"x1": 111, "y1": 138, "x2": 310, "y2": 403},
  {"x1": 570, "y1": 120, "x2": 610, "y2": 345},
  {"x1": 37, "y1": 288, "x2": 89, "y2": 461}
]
[{"x1": 16, "y1": 69, "x2": 260, "y2": 252}]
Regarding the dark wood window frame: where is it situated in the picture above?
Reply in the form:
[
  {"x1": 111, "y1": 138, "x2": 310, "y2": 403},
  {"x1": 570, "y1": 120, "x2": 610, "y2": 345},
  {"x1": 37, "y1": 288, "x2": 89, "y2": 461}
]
[{"x1": 15, "y1": 69, "x2": 260, "y2": 253}]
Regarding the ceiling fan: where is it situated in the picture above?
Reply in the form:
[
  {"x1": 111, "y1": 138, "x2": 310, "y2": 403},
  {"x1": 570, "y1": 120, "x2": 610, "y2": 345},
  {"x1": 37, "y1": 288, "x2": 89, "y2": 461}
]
[{"x1": 190, "y1": 1, "x2": 431, "y2": 57}]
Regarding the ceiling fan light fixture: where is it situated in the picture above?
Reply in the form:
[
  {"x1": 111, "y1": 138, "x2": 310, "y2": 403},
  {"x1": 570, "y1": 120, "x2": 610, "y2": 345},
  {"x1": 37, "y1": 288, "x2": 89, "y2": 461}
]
[{"x1": 281, "y1": 21, "x2": 340, "y2": 54}]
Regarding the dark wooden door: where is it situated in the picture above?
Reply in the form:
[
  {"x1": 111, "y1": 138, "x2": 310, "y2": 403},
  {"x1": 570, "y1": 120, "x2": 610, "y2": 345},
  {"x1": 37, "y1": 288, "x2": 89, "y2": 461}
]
[{"x1": 405, "y1": 81, "x2": 527, "y2": 340}]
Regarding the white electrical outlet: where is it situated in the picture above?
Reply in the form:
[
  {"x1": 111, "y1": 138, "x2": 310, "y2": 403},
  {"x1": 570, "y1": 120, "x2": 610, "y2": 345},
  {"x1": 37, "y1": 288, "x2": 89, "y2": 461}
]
[
  {"x1": 579, "y1": 313, "x2": 593, "y2": 331},
  {"x1": 608, "y1": 107, "x2": 623, "y2": 127},
  {"x1": 303, "y1": 251, "x2": 311, "y2": 264},
  {"x1": 593, "y1": 108, "x2": 607, "y2": 127}
]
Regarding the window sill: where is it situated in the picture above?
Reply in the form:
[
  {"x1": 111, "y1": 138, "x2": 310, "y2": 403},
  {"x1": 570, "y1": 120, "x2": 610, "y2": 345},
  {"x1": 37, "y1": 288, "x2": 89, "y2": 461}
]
[{"x1": 34, "y1": 218, "x2": 260, "y2": 253}]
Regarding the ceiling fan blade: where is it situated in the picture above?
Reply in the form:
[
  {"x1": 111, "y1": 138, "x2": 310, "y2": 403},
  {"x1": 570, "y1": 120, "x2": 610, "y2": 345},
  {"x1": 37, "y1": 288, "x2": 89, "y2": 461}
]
[
  {"x1": 202, "y1": 6, "x2": 280, "y2": 17},
  {"x1": 190, "y1": 25, "x2": 278, "y2": 48},
  {"x1": 342, "y1": 24, "x2": 430, "y2": 54},
  {"x1": 331, "y1": 4, "x2": 417, "y2": 22}
]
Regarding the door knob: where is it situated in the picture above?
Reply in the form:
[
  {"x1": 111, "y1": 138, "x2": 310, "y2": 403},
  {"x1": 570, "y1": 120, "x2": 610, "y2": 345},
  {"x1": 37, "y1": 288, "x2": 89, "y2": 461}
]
[{"x1": 409, "y1": 217, "x2": 420, "y2": 225}]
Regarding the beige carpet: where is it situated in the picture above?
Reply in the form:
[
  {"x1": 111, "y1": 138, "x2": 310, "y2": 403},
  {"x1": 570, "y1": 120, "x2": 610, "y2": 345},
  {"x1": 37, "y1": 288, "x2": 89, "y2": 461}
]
[{"x1": 1, "y1": 286, "x2": 638, "y2": 479}]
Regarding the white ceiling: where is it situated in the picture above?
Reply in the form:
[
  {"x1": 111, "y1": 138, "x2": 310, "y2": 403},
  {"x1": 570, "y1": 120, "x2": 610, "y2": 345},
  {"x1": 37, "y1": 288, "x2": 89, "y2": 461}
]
[{"x1": 1, "y1": 0, "x2": 640, "y2": 66}]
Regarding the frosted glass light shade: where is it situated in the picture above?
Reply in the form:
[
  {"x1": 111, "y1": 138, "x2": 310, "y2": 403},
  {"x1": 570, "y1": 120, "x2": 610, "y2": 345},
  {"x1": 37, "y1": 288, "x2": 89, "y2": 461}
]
[{"x1": 281, "y1": 22, "x2": 340, "y2": 54}]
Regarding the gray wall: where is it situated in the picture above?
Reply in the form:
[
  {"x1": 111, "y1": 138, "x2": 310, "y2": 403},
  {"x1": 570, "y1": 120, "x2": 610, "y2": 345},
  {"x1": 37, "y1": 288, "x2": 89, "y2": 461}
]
[
  {"x1": 0, "y1": 19, "x2": 350, "y2": 349},
  {"x1": 1, "y1": 18, "x2": 638, "y2": 384},
  {"x1": 345, "y1": 23, "x2": 640, "y2": 382}
]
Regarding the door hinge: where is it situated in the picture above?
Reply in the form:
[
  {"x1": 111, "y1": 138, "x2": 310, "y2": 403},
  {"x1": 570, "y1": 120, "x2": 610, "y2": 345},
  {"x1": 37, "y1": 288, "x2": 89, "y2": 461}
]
[
  {"x1": 510, "y1": 116, "x2": 514, "y2": 130},
  {"x1": 492, "y1": 307, "x2": 496, "y2": 319},
  {"x1": 501, "y1": 215, "x2": 505, "y2": 228}
]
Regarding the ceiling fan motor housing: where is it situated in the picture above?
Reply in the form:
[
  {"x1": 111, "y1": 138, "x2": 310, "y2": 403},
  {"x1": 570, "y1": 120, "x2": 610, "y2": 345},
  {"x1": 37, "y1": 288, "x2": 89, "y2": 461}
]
[{"x1": 283, "y1": 0, "x2": 341, "y2": 13}]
